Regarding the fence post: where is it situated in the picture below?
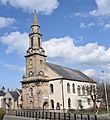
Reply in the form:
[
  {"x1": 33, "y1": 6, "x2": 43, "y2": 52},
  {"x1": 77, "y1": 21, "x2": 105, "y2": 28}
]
[
  {"x1": 29, "y1": 110, "x2": 31, "y2": 117},
  {"x1": 45, "y1": 112, "x2": 48, "y2": 119},
  {"x1": 81, "y1": 114, "x2": 83, "y2": 120},
  {"x1": 58, "y1": 112, "x2": 60, "y2": 120},
  {"x1": 87, "y1": 114, "x2": 90, "y2": 120},
  {"x1": 50, "y1": 112, "x2": 52, "y2": 120},
  {"x1": 68, "y1": 113, "x2": 70, "y2": 120},
  {"x1": 42, "y1": 111, "x2": 44, "y2": 119},
  {"x1": 54, "y1": 112, "x2": 56, "y2": 119},
  {"x1": 16, "y1": 110, "x2": 17, "y2": 116},
  {"x1": 23, "y1": 110, "x2": 25, "y2": 117},
  {"x1": 39, "y1": 111, "x2": 41, "y2": 119},
  {"x1": 94, "y1": 115, "x2": 97, "y2": 120},
  {"x1": 35, "y1": 111, "x2": 37, "y2": 118},
  {"x1": 74, "y1": 113, "x2": 76, "y2": 120},
  {"x1": 64, "y1": 112, "x2": 66, "y2": 120}
]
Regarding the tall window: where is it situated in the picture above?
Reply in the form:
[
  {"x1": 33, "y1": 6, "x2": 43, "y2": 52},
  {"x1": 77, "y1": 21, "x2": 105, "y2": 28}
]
[
  {"x1": 72, "y1": 83, "x2": 75, "y2": 93},
  {"x1": 78, "y1": 100, "x2": 83, "y2": 109},
  {"x1": 86, "y1": 86, "x2": 90, "y2": 95},
  {"x1": 50, "y1": 84, "x2": 54, "y2": 93},
  {"x1": 38, "y1": 37, "x2": 40, "y2": 48},
  {"x1": 51, "y1": 100, "x2": 54, "y2": 109},
  {"x1": 87, "y1": 98, "x2": 90, "y2": 105},
  {"x1": 68, "y1": 98, "x2": 71, "y2": 108},
  {"x1": 77, "y1": 85, "x2": 81, "y2": 95},
  {"x1": 29, "y1": 88, "x2": 33, "y2": 97},
  {"x1": 67, "y1": 83, "x2": 70, "y2": 93},
  {"x1": 82, "y1": 86, "x2": 85, "y2": 95},
  {"x1": 31, "y1": 37, "x2": 33, "y2": 47},
  {"x1": 29, "y1": 59, "x2": 33, "y2": 69}
]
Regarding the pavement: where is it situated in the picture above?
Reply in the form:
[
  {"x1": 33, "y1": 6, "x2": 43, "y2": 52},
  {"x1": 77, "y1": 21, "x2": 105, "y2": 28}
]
[{"x1": 3, "y1": 115, "x2": 36, "y2": 120}]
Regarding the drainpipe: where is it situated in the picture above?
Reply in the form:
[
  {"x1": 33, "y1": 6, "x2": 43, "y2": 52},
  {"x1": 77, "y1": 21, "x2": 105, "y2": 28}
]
[{"x1": 61, "y1": 79, "x2": 64, "y2": 111}]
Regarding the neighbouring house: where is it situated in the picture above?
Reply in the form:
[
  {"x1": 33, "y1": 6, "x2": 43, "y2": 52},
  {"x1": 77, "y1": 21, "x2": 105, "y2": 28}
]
[
  {"x1": 21, "y1": 9, "x2": 97, "y2": 110},
  {"x1": 3, "y1": 89, "x2": 22, "y2": 109},
  {"x1": 0, "y1": 90, "x2": 5, "y2": 108}
]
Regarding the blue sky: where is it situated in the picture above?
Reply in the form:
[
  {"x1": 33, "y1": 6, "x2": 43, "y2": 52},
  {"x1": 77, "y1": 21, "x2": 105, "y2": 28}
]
[{"x1": 0, "y1": 0, "x2": 110, "y2": 89}]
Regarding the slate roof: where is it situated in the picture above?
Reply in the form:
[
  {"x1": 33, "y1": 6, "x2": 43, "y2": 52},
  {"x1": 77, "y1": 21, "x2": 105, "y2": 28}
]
[
  {"x1": 9, "y1": 91, "x2": 19, "y2": 101},
  {"x1": 47, "y1": 63, "x2": 96, "y2": 83},
  {"x1": 0, "y1": 90, "x2": 5, "y2": 96}
]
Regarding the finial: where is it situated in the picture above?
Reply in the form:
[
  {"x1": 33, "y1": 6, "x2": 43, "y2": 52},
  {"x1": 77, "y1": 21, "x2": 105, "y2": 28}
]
[{"x1": 33, "y1": 9, "x2": 39, "y2": 25}]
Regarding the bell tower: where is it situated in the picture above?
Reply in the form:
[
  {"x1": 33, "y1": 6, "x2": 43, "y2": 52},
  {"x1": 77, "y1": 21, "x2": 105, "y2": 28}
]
[
  {"x1": 22, "y1": 10, "x2": 48, "y2": 109},
  {"x1": 25, "y1": 9, "x2": 47, "y2": 81},
  {"x1": 29, "y1": 9, "x2": 42, "y2": 49}
]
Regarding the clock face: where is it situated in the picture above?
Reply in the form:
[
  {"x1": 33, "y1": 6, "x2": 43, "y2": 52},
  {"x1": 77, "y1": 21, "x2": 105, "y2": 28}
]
[{"x1": 29, "y1": 48, "x2": 33, "y2": 53}]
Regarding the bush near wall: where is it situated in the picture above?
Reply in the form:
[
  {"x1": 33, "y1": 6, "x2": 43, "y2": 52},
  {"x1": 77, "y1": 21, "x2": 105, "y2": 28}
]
[{"x1": 0, "y1": 108, "x2": 5, "y2": 120}]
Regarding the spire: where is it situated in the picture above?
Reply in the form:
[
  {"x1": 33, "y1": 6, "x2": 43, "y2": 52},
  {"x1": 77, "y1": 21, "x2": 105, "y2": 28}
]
[{"x1": 32, "y1": 9, "x2": 39, "y2": 26}]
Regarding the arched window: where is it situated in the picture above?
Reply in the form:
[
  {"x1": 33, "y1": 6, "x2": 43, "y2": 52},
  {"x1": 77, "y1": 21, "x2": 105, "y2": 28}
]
[
  {"x1": 87, "y1": 98, "x2": 90, "y2": 105},
  {"x1": 50, "y1": 84, "x2": 54, "y2": 93},
  {"x1": 67, "y1": 83, "x2": 70, "y2": 93},
  {"x1": 56, "y1": 102, "x2": 60, "y2": 110},
  {"x1": 29, "y1": 59, "x2": 33, "y2": 69},
  {"x1": 86, "y1": 86, "x2": 90, "y2": 95},
  {"x1": 77, "y1": 85, "x2": 81, "y2": 95},
  {"x1": 40, "y1": 60, "x2": 43, "y2": 64},
  {"x1": 31, "y1": 37, "x2": 33, "y2": 47},
  {"x1": 72, "y1": 83, "x2": 75, "y2": 93},
  {"x1": 82, "y1": 86, "x2": 85, "y2": 95},
  {"x1": 78, "y1": 100, "x2": 83, "y2": 110},
  {"x1": 68, "y1": 98, "x2": 71, "y2": 108},
  {"x1": 29, "y1": 88, "x2": 33, "y2": 97},
  {"x1": 50, "y1": 100, "x2": 54, "y2": 109},
  {"x1": 38, "y1": 37, "x2": 40, "y2": 48}
]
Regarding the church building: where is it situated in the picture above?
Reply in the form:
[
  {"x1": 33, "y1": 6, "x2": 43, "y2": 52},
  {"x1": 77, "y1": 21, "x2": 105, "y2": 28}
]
[{"x1": 21, "y1": 10, "x2": 97, "y2": 110}]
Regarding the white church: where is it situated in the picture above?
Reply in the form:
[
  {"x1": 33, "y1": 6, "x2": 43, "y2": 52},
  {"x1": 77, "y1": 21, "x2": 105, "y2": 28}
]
[{"x1": 21, "y1": 10, "x2": 97, "y2": 110}]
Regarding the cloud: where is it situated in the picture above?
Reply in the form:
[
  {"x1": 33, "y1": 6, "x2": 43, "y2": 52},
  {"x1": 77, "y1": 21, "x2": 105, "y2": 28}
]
[
  {"x1": 103, "y1": 24, "x2": 110, "y2": 30},
  {"x1": 0, "y1": 16, "x2": 15, "y2": 28},
  {"x1": 3, "y1": 63, "x2": 24, "y2": 72},
  {"x1": 80, "y1": 22, "x2": 95, "y2": 29},
  {"x1": 90, "y1": 0, "x2": 110, "y2": 16},
  {"x1": 82, "y1": 69, "x2": 97, "y2": 79},
  {"x1": 0, "y1": 0, "x2": 59, "y2": 15},
  {"x1": 1, "y1": 32, "x2": 110, "y2": 67},
  {"x1": 80, "y1": 23, "x2": 86, "y2": 28},
  {"x1": 0, "y1": 31, "x2": 28, "y2": 54},
  {"x1": 70, "y1": 12, "x2": 88, "y2": 18},
  {"x1": 43, "y1": 36, "x2": 110, "y2": 66}
]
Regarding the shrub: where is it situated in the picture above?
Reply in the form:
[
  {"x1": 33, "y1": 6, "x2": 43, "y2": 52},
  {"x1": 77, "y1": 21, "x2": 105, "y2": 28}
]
[{"x1": 0, "y1": 108, "x2": 5, "y2": 120}]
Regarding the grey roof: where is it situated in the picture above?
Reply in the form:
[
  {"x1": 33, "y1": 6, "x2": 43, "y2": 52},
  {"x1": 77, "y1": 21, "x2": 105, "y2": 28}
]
[
  {"x1": 9, "y1": 91, "x2": 19, "y2": 101},
  {"x1": 47, "y1": 63, "x2": 96, "y2": 83},
  {"x1": 0, "y1": 90, "x2": 5, "y2": 96}
]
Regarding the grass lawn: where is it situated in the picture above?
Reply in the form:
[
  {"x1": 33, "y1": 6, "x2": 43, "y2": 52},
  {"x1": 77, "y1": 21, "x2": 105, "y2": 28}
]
[{"x1": 68, "y1": 107, "x2": 110, "y2": 115}]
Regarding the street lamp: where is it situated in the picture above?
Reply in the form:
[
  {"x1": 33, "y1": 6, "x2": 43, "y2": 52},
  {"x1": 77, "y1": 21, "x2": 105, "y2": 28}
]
[{"x1": 102, "y1": 71, "x2": 109, "y2": 117}]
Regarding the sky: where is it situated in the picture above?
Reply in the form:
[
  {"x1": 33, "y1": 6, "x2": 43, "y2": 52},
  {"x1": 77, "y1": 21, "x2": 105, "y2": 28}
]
[{"x1": 0, "y1": 0, "x2": 110, "y2": 89}]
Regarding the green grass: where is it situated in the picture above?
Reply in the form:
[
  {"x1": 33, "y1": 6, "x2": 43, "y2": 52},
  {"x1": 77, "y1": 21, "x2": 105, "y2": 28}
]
[
  {"x1": 0, "y1": 108, "x2": 5, "y2": 120},
  {"x1": 68, "y1": 108, "x2": 110, "y2": 115}
]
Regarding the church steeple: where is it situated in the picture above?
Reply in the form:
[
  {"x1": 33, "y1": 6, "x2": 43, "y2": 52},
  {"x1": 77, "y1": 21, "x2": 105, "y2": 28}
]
[
  {"x1": 26, "y1": 9, "x2": 46, "y2": 57},
  {"x1": 32, "y1": 9, "x2": 39, "y2": 26}
]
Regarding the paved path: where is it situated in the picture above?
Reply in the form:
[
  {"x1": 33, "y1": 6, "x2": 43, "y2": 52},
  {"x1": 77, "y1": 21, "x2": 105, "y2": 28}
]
[{"x1": 3, "y1": 115, "x2": 36, "y2": 120}]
